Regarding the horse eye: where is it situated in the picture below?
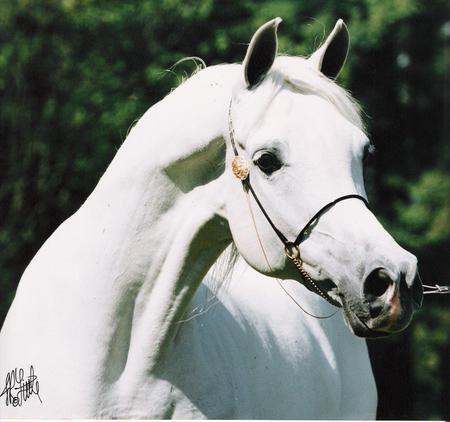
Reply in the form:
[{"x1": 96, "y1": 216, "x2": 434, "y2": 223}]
[{"x1": 254, "y1": 152, "x2": 282, "y2": 174}]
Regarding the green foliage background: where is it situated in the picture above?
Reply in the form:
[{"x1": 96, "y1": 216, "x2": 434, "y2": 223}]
[{"x1": 0, "y1": 0, "x2": 448, "y2": 419}]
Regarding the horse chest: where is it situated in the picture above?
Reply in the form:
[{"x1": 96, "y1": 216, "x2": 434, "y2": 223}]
[{"x1": 145, "y1": 270, "x2": 374, "y2": 420}]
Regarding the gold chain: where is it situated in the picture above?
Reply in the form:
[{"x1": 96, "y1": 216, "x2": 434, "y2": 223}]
[{"x1": 290, "y1": 256, "x2": 339, "y2": 306}]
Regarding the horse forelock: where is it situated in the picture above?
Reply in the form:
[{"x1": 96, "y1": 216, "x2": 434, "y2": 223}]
[{"x1": 273, "y1": 56, "x2": 365, "y2": 132}]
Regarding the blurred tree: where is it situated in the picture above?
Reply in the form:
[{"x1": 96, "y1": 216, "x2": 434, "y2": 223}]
[
  {"x1": 0, "y1": 0, "x2": 253, "y2": 321},
  {"x1": 0, "y1": 0, "x2": 448, "y2": 419}
]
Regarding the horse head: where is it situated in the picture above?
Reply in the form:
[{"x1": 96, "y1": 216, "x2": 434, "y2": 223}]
[{"x1": 225, "y1": 18, "x2": 423, "y2": 338}]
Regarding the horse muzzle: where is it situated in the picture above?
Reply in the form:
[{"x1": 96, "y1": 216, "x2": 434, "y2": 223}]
[{"x1": 341, "y1": 268, "x2": 423, "y2": 338}]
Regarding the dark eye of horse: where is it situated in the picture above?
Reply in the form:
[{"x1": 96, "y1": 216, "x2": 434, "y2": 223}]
[{"x1": 254, "y1": 152, "x2": 282, "y2": 174}]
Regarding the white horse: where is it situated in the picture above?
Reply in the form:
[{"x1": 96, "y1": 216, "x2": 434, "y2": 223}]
[{"x1": 0, "y1": 18, "x2": 423, "y2": 419}]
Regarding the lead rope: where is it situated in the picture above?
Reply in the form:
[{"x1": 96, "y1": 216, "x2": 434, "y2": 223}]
[
  {"x1": 244, "y1": 182, "x2": 338, "y2": 319},
  {"x1": 417, "y1": 272, "x2": 450, "y2": 295},
  {"x1": 423, "y1": 285, "x2": 450, "y2": 294}
]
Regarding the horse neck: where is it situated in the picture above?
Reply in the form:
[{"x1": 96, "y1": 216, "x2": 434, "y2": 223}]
[{"x1": 66, "y1": 65, "x2": 238, "y2": 382}]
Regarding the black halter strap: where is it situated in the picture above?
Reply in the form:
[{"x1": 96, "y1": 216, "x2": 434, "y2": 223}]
[
  {"x1": 244, "y1": 178, "x2": 289, "y2": 244},
  {"x1": 243, "y1": 175, "x2": 368, "y2": 251},
  {"x1": 228, "y1": 99, "x2": 371, "y2": 308},
  {"x1": 229, "y1": 100, "x2": 450, "y2": 303},
  {"x1": 293, "y1": 194, "x2": 369, "y2": 246},
  {"x1": 228, "y1": 100, "x2": 369, "y2": 251}
]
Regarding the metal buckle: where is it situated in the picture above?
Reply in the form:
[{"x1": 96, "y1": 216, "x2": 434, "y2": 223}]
[{"x1": 284, "y1": 242, "x2": 300, "y2": 260}]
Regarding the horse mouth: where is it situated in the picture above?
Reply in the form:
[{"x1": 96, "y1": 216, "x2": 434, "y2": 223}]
[
  {"x1": 300, "y1": 276, "x2": 406, "y2": 338},
  {"x1": 343, "y1": 310, "x2": 390, "y2": 338},
  {"x1": 339, "y1": 296, "x2": 392, "y2": 338},
  {"x1": 302, "y1": 275, "x2": 395, "y2": 338},
  {"x1": 300, "y1": 275, "x2": 342, "y2": 308},
  {"x1": 318, "y1": 278, "x2": 342, "y2": 306}
]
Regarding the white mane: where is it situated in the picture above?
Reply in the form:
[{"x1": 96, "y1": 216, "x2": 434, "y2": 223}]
[{"x1": 267, "y1": 56, "x2": 364, "y2": 131}]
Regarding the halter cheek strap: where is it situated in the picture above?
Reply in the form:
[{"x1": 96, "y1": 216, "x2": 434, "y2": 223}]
[{"x1": 228, "y1": 100, "x2": 369, "y2": 307}]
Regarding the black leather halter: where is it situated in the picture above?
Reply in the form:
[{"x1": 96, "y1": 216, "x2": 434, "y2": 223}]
[{"x1": 228, "y1": 100, "x2": 369, "y2": 307}]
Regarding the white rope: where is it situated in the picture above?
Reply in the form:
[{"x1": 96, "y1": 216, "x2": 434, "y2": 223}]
[
  {"x1": 417, "y1": 271, "x2": 450, "y2": 295},
  {"x1": 422, "y1": 284, "x2": 450, "y2": 295}
]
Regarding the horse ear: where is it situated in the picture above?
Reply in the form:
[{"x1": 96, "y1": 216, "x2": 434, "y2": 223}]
[
  {"x1": 308, "y1": 19, "x2": 349, "y2": 79},
  {"x1": 243, "y1": 17, "x2": 282, "y2": 88}
]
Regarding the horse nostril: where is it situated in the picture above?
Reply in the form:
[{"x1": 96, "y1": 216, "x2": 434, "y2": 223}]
[{"x1": 363, "y1": 268, "x2": 394, "y2": 300}]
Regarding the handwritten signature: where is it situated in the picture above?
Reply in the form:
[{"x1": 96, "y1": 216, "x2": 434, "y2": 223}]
[{"x1": 0, "y1": 365, "x2": 42, "y2": 407}]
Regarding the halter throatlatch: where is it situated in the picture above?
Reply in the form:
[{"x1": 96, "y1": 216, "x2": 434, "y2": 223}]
[{"x1": 228, "y1": 99, "x2": 370, "y2": 307}]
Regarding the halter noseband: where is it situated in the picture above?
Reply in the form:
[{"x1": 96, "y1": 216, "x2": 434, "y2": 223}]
[{"x1": 228, "y1": 100, "x2": 369, "y2": 307}]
